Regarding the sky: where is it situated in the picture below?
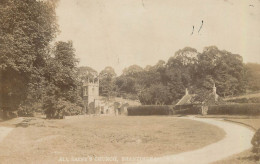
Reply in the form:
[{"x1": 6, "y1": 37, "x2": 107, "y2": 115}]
[{"x1": 55, "y1": 0, "x2": 260, "y2": 74}]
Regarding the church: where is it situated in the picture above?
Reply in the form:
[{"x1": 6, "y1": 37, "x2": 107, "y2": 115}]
[
  {"x1": 82, "y1": 77, "x2": 100, "y2": 114},
  {"x1": 82, "y1": 77, "x2": 133, "y2": 115}
]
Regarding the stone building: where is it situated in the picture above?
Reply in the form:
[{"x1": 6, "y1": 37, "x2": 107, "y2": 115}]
[
  {"x1": 82, "y1": 77, "x2": 139, "y2": 115},
  {"x1": 175, "y1": 84, "x2": 225, "y2": 114},
  {"x1": 82, "y1": 77, "x2": 100, "y2": 114}
]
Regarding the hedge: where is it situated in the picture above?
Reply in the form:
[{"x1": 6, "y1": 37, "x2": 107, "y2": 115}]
[
  {"x1": 208, "y1": 103, "x2": 260, "y2": 115},
  {"x1": 127, "y1": 105, "x2": 174, "y2": 116},
  {"x1": 175, "y1": 106, "x2": 201, "y2": 115}
]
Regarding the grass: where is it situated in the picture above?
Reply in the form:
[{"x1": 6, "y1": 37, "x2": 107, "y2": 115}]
[
  {"x1": 198, "y1": 115, "x2": 260, "y2": 130},
  {"x1": 212, "y1": 150, "x2": 259, "y2": 164},
  {"x1": 207, "y1": 115, "x2": 260, "y2": 164},
  {"x1": 0, "y1": 116, "x2": 225, "y2": 164}
]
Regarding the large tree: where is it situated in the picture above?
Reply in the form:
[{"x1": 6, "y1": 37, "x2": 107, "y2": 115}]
[
  {"x1": 195, "y1": 46, "x2": 246, "y2": 97},
  {"x1": 0, "y1": 0, "x2": 58, "y2": 118},
  {"x1": 165, "y1": 47, "x2": 198, "y2": 101},
  {"x1": 43, "y1": 41, "x2": 82, "y2": 118}
]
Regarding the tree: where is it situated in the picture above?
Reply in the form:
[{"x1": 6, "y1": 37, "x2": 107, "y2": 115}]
[
  {"x1": 196, "y1": 46, "x2": 246, "y2": 97},
  {"x1": 115, "y1": 46, "x2": 248, "y2": 105},
  {"x1": 122, "y1": 65, "x2": 144, "y2": 76},
  {"x1": 99, "y1": 66, "x2": 117, "y2": 98},
  {"x1": 77, "y1": 66, "x2": 98, "y2": 82},
  {"x1": 0, "y1": 0, "x2": 58, "y2": 119},
  {"x1": 43, "y1": 41, "x2": 82, "y2": 118},
  {"x1": 245, "y1": 63, "x2": 260, "y2": 92},
  {"x1": 138, "y1": 83, "x2": 171, "y2": 105},
  {"x1": 165, "y1": 47, "x2": 198, "y2": 101}
]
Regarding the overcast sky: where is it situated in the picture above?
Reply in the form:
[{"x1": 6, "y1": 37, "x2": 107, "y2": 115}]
[{"x1": 56, "y1": 0, "x2": 260, "y2": 74}]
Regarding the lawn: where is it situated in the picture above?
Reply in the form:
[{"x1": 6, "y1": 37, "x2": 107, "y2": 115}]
[
  {"x1": 198, "y1": 115, "x2": 260, "y2": 130},
  {"x1": 225, "y1": 118, "x2": 260, "y2": 130},
  {"x1": 0, "y1": 116, "x2": 225, "y2": 164},
  {"x1": 210, "y1": 116, "x2": 260, "y2": 164}
]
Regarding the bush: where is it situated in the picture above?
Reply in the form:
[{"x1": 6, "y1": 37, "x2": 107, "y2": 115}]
[
  {"x1": 251, "y1": 128, "x2": 260, "y2": 160},
  {"x1": 208, "y1": 103, "x2": 260, "y2": 115},
  {"x1": 44, "y1": 98, "x2": 83, "y2": 119},
  {"x1": 127, "y1": 105, "x2": 174, "y2": 116},
  {"x1": 17, "y1": 101, "x2": 39, "y2": 117},
  {"x1": 18, "y1": 107, "x2": 35, "y2": 117}
]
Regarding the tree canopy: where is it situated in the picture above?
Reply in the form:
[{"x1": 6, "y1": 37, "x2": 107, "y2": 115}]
[
  {"x1": 0, "y1": 0, "x2": 58, "y2": 117},
  {"x1": 114, "y1": 46, "x2": 249, "y2": 105}
]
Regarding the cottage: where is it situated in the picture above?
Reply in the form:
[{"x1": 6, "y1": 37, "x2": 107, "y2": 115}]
[{"x1": 175, "y1": 84, "x2": 225, "y2": 115}]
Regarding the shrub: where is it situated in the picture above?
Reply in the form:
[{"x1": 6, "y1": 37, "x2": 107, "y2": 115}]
[
  {"x1": 60, "y1": 100, "x2": 83, "y2": 116},
  {"x1": 127, "y1": 105, "x2": 174, "y2": 116},
  {"x1": 44, "y1": 98, "x2": 83, "y2": 119},
  {"x1": 251, "y1": 128, "x2": 260, "y2": 160},
  {"x1": 17, "y1": 101, "x2": 40, "y2": 117},
  {"x1": 18, "y1": 107, "x2": 35, "y2": 117},
  {"x1": 208, "y1": 103, "x2": 260, "y2": 115}
]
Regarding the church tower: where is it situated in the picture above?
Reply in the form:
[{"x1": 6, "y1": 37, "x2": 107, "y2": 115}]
[{"x1": 82, "y1": 77, "x2": 100, "y2": 113}]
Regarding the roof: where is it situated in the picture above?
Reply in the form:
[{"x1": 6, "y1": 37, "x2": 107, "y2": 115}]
[
  {"x1": 176, "y1": 94, "x2": 196, "y2": 106},
  {"x1": 176, "y1": 92, "x2": 225, "y2": 106}
]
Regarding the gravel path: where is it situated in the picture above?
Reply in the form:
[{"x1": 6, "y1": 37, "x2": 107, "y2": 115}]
[{"x1": 134, "y1": 116, "x2": 255, "y2": 164}]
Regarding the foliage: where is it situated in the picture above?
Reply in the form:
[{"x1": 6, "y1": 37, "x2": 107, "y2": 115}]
[
  {"x1": 251, "y1": 128, "x2": 260, "y2": 160},
  {"x1": 0, "y1": 0, "x2": 58, "y2": 118},
  {"x1": 17, "y1": 107, "x2": 35, "y2": 117},
  {"x1": 245, "y1": 63, "x2": 260, "y2": 92},
  {"x1": 195, "y1": 46, "x2": 246, "y2": 97},
  {"x1": 77, "y1": 66, "x2": 98, "y2": 82},
  {"x1": 99, "y1": 66, "x2": 117, "y2": 98},
  {"x1": 45, "y1": 98, "x2": 83, "y2": 118},
  {"x1": 43, "y1": 41, "x2": 83, "y2": 118},
  {"x1": 115, "y1": 46, "x2": 248, "y2": 105},
  {"x1": 17, "y1": 100, "x2": 43, "y2": 117},
  {"x1": 122, "y1": 65, "x2": 144, "y2": 76},
  {"x1": 127, "y1": 105, "x2": 174, "y2": 116},
  {"x1": 138, "y1": 83, "x2": 171, "y2": 105},
  {"x1": 208, "y1": 103, "x2": 260, "y2": 115}
]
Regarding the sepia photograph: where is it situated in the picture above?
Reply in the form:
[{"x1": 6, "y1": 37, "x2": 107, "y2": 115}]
[{"x1": 0, "y1": 0, "x2": 260, "y2": 163}]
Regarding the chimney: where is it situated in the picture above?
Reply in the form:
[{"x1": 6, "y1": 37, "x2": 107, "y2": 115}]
[
  {"x1": 185, "y1": 88, "x2": 189, "y2": 95},
  {"x1": 213, "y1": 83, "x2": 218, "y2": 101},
  {"x1": 213, "y1": 83, "x2": 216, "y2": 94}
]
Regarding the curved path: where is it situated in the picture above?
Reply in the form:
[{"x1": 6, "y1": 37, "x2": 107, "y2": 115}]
[
  {"x1": 0, "y1": 127, "x2": 13, "y2": 142},
  {"x1": 135, "y1": 116, "x2": 255, "y2": 164}
]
